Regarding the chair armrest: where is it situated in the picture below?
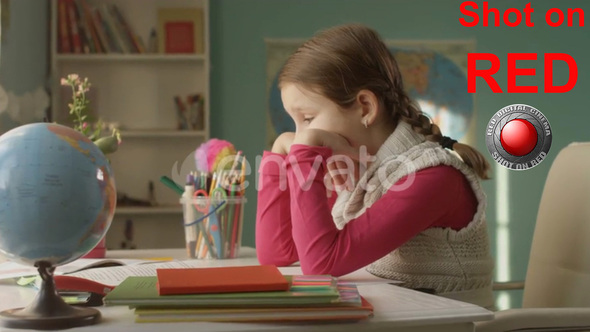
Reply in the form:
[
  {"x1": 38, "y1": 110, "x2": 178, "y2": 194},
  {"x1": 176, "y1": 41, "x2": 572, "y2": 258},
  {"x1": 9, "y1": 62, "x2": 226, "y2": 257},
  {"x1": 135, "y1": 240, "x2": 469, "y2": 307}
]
[
  {"x1": 475, "y1": 307, "x2": 590, "y2": 332},
  {"x1": 492, "y1": 281, "x2": 525, "y2": 291}
]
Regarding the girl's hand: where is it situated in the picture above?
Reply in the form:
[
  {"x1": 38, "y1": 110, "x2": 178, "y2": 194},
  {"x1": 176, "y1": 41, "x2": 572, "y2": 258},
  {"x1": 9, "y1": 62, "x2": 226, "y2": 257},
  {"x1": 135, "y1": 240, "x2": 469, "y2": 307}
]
[
  {"x1": 271, "y1": 132, "x2": 296, "y2": 155},
  {"x1": 293, "y1": 129, "x2": 358, "y2": 192},
  {"x1": 293, "y1": 129, "x2": 358, "y2": 159}
]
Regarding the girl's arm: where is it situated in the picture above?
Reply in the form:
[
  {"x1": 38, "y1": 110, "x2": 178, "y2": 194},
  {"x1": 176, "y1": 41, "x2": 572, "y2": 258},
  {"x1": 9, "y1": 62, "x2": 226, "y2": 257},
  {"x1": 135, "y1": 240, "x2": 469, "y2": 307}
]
[
  {"x1": 255, "y1": 151, "x2": 299, "y2": 266},
  {"x1": 286, "y1": 144, "x2": 476, "y2": 277}
]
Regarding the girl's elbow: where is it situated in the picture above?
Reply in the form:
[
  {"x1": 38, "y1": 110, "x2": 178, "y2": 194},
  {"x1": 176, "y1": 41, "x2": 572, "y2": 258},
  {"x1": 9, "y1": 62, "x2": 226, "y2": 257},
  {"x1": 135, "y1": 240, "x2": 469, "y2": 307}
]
[
  {"x1": 256, "y1": 246, "x2": 298, "y2": 267},
  {"x1": 300, "y1": 261, "x2": 345, "y2": 277},
  {"x1": 257, "y1": 254, "x2": 297, "y2": 267}
]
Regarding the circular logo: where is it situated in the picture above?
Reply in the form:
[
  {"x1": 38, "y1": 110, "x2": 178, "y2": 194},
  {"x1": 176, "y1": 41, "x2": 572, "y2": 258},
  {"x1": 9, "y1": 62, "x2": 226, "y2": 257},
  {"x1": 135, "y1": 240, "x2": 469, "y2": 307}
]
[{"x1": 486, "y1": 104, "x2": 552, "y2": 170}]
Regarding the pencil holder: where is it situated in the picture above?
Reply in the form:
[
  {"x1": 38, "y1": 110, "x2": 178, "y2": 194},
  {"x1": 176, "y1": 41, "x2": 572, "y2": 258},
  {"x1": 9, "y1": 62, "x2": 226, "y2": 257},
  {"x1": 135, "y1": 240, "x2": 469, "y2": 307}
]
[{"x1": 180, "y1": 195, "x2": 246, "y2": 259}]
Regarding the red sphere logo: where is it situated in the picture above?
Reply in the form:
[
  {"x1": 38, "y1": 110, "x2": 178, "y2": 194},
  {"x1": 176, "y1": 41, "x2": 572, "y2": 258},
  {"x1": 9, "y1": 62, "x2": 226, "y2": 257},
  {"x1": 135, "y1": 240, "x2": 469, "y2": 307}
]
[
  {"x1": 486, "y1": 104, "x2": 552, "y2": 170},
  {"x1": 500, "y1": 119, "x2": 538, "y2": 156}
]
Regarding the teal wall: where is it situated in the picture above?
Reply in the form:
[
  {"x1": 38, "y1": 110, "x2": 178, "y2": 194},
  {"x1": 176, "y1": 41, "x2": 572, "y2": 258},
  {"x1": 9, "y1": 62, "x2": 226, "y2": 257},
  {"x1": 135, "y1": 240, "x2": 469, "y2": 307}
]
[
  {"x1": 0, "y1": 0, "x2": 48, "y2": 94},
  {"x1": 0, "y1": 0, "x2": 48, "y2": 133},
  {"x1": 210, "y1": 0, "x2": 590, "y2": 308}
]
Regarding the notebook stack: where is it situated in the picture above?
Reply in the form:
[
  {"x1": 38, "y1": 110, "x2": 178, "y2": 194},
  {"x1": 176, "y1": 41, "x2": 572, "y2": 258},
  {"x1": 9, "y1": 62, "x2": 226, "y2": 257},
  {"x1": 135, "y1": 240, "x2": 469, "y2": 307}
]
[{"x1": 103, "y1": 265, "x2": 374, "y2": 323}]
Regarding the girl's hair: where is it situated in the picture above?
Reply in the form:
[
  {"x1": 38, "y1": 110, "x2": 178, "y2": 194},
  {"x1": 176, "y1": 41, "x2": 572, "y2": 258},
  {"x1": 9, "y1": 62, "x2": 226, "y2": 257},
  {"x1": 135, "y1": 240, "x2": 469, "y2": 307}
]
[{"x1": 278, "y1": 24, "x2": 490, "y2": 179}]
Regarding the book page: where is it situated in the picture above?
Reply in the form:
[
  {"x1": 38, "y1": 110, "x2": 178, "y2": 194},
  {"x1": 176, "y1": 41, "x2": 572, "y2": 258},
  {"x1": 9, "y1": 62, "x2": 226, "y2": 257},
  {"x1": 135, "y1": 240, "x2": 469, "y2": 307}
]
[
  {"x1": 277, "y1": 266, "x2": 403, "y2": 285},
  {"x1": 66, "y1": 260, "x2": 208, "y2": 286},
  {"x1": 0, "y1": 258, "x2": 158, "y2": 280}
]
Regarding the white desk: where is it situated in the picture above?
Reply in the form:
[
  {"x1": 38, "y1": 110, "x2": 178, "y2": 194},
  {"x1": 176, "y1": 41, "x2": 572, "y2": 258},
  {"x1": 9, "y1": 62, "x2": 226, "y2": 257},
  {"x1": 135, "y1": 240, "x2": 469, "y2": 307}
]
[{"x1": 0, "y1": 248, "x2": 493, "y2": 332}]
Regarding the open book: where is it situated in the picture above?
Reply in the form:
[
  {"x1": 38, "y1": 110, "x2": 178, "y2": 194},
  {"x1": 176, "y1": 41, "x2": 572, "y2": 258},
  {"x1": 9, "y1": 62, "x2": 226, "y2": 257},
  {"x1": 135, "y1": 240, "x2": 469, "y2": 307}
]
[{"x1": 0, "y1": 258, "x2": 159, "y2": 280}]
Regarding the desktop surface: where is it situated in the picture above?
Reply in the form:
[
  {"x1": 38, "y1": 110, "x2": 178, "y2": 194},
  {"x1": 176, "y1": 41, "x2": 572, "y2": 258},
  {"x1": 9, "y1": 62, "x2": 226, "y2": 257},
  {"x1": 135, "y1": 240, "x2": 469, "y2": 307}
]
[{"x1": 0, "y1": 248, "x2": 493, "y2": 332}]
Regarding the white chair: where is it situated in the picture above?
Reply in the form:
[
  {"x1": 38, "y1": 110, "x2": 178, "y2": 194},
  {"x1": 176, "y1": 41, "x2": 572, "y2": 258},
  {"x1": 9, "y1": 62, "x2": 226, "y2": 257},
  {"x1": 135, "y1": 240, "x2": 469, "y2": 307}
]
[{"x1": 476, "y1": 142, "x2": 590, "y2": 332}]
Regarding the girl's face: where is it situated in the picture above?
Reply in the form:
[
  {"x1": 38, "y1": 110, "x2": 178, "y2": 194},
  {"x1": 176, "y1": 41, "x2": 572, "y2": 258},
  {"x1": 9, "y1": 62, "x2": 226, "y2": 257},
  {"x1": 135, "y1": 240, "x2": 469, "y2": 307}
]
[{"x1": 281, "y1": 83, "x2": 366, "y2": 148}]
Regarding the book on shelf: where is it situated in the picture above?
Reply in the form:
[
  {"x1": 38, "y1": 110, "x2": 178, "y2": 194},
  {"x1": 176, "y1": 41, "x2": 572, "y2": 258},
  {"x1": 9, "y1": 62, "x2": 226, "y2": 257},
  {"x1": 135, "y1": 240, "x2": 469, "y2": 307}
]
[
  {"x1": 58, "y1": 0, "x2": 71, "y2": 53},
  {"x1": 157, "y1": 7, "x2": 204, "y2": 54},
  {"x1": 57, "y1": 0, "x2": 146, "y2": 54},
  {"x1": 174, "y1": 94, "x2": 204, "y2": 130},
  {"x1": 66, "y1": 0, "x2": 82, "y2": 53},
  {"x1": 110, "y1": 4, "x2": 145, "y2": 53},
  {"x1": 187, "y1": 94, "x2": 204, "y2": 130}
]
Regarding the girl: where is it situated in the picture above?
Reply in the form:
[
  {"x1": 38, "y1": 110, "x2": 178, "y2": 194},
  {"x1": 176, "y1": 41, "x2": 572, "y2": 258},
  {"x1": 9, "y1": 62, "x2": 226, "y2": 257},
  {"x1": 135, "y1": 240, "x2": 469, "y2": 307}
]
[{"x1": 256, "y1": 24, "x2": 494, "y2": 309}]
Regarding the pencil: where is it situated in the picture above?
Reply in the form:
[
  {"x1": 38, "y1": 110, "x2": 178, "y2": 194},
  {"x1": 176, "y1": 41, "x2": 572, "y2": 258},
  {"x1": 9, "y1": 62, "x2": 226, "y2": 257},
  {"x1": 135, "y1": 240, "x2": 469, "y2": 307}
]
[{"x1": 240, "y1": 155, "x2": 246, "y2": 195}]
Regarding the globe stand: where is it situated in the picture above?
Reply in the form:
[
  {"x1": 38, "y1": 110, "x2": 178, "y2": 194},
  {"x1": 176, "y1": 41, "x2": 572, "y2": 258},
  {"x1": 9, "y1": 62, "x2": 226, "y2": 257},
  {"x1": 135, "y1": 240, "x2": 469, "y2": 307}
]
[{"x1": 0, "y1": 261, "x2": 101, "y2": 329}]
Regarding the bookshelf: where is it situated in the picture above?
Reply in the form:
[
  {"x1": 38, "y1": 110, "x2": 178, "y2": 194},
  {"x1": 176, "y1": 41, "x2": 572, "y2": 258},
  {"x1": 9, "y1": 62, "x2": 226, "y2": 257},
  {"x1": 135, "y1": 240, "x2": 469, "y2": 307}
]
[
  {"x1": 55, "y1": 54, "x2": 207, "y2": 62},
  {"x1": 49, "y1": 0, "x2": 210, "y2": 250}
]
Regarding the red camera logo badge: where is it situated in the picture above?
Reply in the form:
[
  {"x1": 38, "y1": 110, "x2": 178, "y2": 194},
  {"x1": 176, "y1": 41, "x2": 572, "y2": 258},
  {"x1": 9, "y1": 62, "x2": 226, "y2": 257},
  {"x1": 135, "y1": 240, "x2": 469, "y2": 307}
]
[{"x1": 486, "y1": 104, "x2": 552, "y2": 170}]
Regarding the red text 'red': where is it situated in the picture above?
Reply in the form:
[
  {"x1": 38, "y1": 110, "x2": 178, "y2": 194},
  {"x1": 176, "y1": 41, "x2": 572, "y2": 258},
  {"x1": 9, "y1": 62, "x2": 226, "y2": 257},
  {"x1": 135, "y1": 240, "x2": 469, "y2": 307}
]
[{"x1": 467, "y1": 53, "x2": 578, "y2": 93}]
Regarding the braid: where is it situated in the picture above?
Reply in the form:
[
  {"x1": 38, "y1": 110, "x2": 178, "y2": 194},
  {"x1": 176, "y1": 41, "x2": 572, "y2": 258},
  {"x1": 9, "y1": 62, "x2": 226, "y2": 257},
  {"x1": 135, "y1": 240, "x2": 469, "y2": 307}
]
[
  {"x1": 393, "y1": 91, "x2": 443, "y2": 143},
  {"x1": 393, "y1": 88, "x2": 491, "y2": 179}
]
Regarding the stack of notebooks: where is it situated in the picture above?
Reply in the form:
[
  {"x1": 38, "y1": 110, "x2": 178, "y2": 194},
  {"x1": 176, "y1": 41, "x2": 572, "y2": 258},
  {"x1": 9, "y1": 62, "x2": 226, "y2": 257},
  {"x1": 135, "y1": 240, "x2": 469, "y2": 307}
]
[{"x1": 103, "y1": 265, "x2": 374, "y2": 323}]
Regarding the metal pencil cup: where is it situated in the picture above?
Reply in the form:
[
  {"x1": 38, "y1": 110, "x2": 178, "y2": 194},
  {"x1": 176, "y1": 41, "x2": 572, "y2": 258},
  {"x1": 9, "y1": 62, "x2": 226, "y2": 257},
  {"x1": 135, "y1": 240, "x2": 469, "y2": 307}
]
[{"x1": 180, "y1": 195, "x2": 246, "y2": 259}]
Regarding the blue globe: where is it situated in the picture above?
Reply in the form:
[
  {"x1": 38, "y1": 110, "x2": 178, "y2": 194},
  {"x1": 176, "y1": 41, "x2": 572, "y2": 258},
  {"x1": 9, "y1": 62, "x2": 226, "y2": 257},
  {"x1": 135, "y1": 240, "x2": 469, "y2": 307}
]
[{"x1": 0, "y1": 123, "x2": 116, "y2": 267}]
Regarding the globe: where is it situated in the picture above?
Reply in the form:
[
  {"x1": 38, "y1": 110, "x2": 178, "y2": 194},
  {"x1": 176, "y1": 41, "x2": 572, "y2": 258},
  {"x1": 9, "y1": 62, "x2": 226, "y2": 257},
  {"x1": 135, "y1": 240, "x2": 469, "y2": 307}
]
[{"x1": 0, "y1": 123, "x2": 116, "y2": 267}]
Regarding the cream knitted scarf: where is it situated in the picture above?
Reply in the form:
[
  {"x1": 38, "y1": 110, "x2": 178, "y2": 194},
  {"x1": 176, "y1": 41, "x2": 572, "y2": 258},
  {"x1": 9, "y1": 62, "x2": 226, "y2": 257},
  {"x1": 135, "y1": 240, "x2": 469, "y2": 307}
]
[{"x1": 331, "y1": 121, "x2": 495, "y2": 309}]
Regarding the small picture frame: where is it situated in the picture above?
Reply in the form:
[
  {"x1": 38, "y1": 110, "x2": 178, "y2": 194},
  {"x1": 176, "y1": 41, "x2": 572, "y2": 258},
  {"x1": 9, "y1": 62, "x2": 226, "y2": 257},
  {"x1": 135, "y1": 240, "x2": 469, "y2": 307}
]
[{"x1": 157, "y1": 7, "x2": 204, "y2": 54}]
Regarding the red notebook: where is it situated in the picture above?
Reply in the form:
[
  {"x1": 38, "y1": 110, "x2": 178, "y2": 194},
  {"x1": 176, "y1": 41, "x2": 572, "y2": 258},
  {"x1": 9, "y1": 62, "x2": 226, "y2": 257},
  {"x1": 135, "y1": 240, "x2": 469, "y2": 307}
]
[{"x1": 156, "y1": 265, "x2": 290, "y2": 295}]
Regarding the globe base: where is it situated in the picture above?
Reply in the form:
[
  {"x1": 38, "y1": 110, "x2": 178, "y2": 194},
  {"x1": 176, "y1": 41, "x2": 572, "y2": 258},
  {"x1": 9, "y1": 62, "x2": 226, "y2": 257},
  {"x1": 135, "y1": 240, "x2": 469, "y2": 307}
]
[{"x1": 0, "y1": 261, "x2": 101, "y2": 330}]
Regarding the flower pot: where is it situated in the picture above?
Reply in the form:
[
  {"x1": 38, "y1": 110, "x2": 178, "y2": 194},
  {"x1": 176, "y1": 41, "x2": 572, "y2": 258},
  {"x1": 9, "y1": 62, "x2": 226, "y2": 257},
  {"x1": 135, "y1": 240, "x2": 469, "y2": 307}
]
[{"x1": 82, "y1": 238, "x2": 106, "y2": 258}]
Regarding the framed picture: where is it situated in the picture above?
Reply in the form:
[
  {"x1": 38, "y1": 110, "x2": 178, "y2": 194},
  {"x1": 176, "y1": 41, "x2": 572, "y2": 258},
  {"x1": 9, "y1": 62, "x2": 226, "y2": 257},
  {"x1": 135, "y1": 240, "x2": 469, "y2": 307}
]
[{"x1": 157, "y1": 7, "x2": 204, "y2": 54}]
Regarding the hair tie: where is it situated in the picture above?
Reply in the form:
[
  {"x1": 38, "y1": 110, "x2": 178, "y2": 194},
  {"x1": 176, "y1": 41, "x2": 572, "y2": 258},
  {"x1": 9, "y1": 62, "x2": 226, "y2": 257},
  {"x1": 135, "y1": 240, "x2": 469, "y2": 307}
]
[{"x1": 440, "y1": 136, "x2": 457, "y2": 150}]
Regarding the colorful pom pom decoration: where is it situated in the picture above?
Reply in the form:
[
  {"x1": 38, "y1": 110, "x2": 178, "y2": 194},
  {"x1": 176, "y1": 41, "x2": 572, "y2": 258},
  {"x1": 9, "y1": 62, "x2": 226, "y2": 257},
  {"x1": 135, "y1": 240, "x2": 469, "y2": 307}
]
[{"x1": 195, "y1": 138, "x2": 237, "y2": 173}]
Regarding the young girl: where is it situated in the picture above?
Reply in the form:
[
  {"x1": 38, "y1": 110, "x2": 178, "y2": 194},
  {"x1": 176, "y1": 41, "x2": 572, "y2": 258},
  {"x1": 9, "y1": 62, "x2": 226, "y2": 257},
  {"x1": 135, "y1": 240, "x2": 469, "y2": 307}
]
[{"x1": 256, "y1": 24, "x2": 494, "y2": 309}]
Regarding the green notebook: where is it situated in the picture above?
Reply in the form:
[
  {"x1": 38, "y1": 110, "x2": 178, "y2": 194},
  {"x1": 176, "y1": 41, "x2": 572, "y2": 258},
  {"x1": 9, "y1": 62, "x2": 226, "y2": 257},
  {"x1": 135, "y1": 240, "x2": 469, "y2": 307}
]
[{"x1": 103, "y1": 276, "x2": 341, "y2": 308}]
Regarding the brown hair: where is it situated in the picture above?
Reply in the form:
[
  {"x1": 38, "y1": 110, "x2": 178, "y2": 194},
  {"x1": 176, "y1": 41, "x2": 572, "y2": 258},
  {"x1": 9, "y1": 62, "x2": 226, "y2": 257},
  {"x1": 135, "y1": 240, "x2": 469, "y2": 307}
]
[{"x1": 279, "y1": 23, "x2": 490, "y2": 179}]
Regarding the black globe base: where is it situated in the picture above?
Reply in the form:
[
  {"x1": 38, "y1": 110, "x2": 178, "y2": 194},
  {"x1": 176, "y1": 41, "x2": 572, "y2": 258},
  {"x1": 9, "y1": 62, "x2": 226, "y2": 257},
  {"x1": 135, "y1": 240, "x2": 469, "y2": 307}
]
[{"x1": 0, "y1": 261, "x2": 101, "y2": 330}]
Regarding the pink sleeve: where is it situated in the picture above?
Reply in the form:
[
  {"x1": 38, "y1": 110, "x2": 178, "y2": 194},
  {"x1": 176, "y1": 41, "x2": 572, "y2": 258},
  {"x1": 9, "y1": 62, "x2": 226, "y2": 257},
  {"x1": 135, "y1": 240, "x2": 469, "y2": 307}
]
[
  {"x1": 286, "y1": 144, "x2": 471, "y2": 277},
  {"x1": 255, "y1": 151, "x2": 299, "y2": 266}
]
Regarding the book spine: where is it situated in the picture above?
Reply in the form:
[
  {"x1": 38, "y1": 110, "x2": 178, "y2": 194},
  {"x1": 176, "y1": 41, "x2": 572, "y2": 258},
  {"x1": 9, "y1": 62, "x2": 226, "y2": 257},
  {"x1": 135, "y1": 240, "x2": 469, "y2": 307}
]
[
  {"x1": 79, "y1": 0, "x2": 104, "y2": 53},
  {"x1": 72, "y1": 0, "x2": 94, "y2": 53},
  {"x1": 94, "y1": 7, "x2": 119, "y2": 53},
  {"x1": 66, "y1": 0, "x2": 82, "y2": 54},
  {"x1": 98, "y1": 4, "x2": 128, "y2": 53},
  {"x1": 174, "y1": 96, "x2": 189, "y2": 130},
  {"x1": 58, "y1": 0, "x2": 71, "y2": 53},
  {"x1": 110, "y1": 5, "x2": 143, "y2": 53}
]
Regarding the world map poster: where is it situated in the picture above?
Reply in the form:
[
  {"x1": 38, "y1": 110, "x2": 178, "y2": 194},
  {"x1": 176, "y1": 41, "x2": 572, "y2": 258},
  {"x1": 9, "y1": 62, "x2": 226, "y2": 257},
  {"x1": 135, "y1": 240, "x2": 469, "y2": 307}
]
[{"x1": 265, "y1": 39, "x2": 476, "y2": 149}]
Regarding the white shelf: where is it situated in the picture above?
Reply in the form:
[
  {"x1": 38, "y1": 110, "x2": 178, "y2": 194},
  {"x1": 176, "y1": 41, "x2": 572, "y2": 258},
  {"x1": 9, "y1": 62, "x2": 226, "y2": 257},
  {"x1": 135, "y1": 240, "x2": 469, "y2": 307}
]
[
  {"x1": 55, "y1": 54, "x2": 206, "y2": 62},
  {"x1": 50, "y1": 0, "x2": 210, "y2": 249},
  {"x1": 120, "y1": 130, "x2": 207, "y2": 138},
  {"x1": 116, "y1": 206, "x2": 182, "y2": 215}
]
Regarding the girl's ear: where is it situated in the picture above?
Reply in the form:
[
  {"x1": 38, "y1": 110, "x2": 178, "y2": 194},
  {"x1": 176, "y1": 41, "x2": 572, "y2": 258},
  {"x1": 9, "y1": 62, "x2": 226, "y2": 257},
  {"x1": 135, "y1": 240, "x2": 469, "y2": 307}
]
[{"x1": 356, "y1": 89, "x2": 379, "y2": 127}]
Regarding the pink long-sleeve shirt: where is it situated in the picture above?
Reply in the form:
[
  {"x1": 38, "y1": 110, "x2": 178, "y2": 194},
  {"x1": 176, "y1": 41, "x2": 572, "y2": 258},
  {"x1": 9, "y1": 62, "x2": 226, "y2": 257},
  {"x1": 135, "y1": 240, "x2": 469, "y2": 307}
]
[{"x1": 256, "y1": 145, "x2": 477, "y2": 277}]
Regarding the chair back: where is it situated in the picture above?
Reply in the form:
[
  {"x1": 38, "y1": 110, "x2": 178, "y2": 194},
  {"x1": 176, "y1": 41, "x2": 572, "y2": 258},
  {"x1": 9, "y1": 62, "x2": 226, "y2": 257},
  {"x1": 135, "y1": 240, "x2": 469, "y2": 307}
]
[{"x1": 523, "y1": 142, "x2": 590, "y2": 308}]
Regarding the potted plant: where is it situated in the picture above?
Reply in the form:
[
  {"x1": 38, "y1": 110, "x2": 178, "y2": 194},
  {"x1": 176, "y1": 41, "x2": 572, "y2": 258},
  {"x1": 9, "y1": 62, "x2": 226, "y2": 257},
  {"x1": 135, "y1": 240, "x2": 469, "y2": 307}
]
[{"x1": 61, "y1": 74, "x2": 122, "y2": 258}]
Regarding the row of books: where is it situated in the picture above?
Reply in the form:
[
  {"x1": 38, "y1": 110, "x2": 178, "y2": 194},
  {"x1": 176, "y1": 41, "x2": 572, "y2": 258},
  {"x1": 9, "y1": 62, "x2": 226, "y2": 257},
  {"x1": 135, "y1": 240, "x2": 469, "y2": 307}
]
[
  {"x1": 102, "y1": 265, "x2": 374, "y2": 323},
  {"x1": 58, "y1": 0, "x2": 147, "y2": 54}
]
